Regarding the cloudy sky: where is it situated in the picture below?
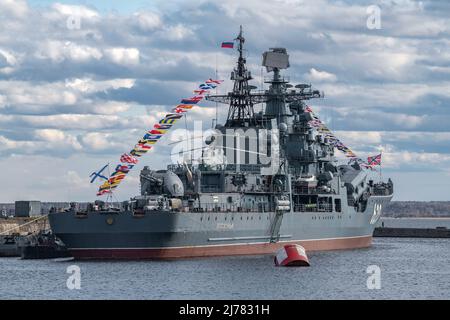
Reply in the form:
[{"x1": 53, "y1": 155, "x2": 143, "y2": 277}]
[{"x1": 0, "y1": 0, "x2": 449, "y2": 202}]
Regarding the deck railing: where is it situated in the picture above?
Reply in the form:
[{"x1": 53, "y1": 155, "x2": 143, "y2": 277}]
[
  {"x1": 294, "y1": 203, "x2": 333, "y2": 212},
  {"x1": 194, "y1": 202, "x2": 270, "y2": 213}
]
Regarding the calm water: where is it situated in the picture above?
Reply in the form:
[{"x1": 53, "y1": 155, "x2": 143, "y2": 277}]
[{"x1": 0, "y1": 237, "x2": 449, "y2": 300}]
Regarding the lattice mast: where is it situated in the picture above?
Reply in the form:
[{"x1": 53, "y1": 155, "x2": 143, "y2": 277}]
[
  {"x1": 211, "y1": 26, "x2": 256, "y2": 127},
  {"x1": 206, "y1": 27, "x2": 323, "y2": 126}
]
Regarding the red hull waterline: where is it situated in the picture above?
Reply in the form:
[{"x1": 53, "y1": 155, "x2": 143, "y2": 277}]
[{"x1": 69, "y1": 235, "x2": 373, "y2": 260}]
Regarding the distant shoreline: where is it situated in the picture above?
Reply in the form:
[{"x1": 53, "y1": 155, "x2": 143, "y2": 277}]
[{"x1": 383, "y1": 201, "x2": 450, "y2": 217}]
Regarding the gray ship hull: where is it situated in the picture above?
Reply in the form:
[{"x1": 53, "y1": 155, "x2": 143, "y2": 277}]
[{"x1": 49, "y1": 195, "x2": 392, "y2": 259}]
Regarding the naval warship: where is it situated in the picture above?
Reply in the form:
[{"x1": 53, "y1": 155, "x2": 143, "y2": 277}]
[{"x1": 49, "y1": 28, "x2": 394, "y2": 259}]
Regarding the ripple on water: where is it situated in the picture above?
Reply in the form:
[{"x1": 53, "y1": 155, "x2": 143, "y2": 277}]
[{"x1": 0, "y1": 238, "x2": 449, "y2": 299}]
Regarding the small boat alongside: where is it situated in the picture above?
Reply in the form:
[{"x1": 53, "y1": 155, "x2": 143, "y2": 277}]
[
  {"x1": 17, "y1": 230, "x2": 72, "y2": 260},
  {"x1": 0, "y1": 235, "x2": 21, "y2": 257}
]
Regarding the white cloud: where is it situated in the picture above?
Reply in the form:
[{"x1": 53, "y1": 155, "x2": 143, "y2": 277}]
[
  {"x1": 0, "y1": 114, "x2": 146, "y2": 130},
  {"x1": 133, "y1": 12, "x2": 162, "y2": 31},
  {"x1": 37, "y1": 41, "x2": 103, "y2": 63},
  {"x1": 0, "y1": 49, "x2": 18, "y2": 65},
  {"x1": 164, "y1": 24, "x2": 195, "y2": 41},
  {"x1": 64, "y1": 170, "x2": 86, "y2": 188},
  {"x1": 391, "y1": 114, "x2": 424, "y2": 129},
  {"x1": 65, "y1": 78, "x2": 136, "y2": 93},
  {"x1": 87, "y1": 101, "x2": 132, "y2": 115},
  {"x1": 35, "y1": 129, "x2": 67, "y2": 142},
  {"x1": 0, "y1": 135, "x2": 34, "y2": 151},
  {"x1": 52, "y1": 3, "x2": 99, "y2": 19},
  {"x1": 0, "y1": 80, "x2": 78, "y2": 106},
  {"x1": 34, "y1": 129, "x2": 82, "y2": 150},
  {"x1": 385, "y1": 151, "x2": 450, "y2": 168},
  {"x1": 305, "y1": 68, "x2": 337, "y2": 82},
  {"x1": 81, "y1": 132, "x2": 128, "y2": 154},
  {"x1": 336, "y1": 131, "x2": 383, "y2": 145},
  {"x1": 0, "y1": 49, "x2": 19, "y2": 74},
  {"x1": 0, "y1": 0, "x2": 29, "y2": 18},
  {"x1": 104, "y1": 47, "x2": 140, "y2": 65},
  {"x1": 318, "y1": 81, "x2": 450, "y2": 108},
  {"x1": 0, "y1": 130, "x2": 82, "y2": 154}
]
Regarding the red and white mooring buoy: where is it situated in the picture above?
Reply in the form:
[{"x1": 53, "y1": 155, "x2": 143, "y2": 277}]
[{"x1": 274, "y1": 244, "x2": 310, "y2": 267}]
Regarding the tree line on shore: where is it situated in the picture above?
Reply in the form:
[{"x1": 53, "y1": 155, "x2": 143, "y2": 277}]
[{"x1": 383, "y1": 201, "x2": 450, "y2": 217}]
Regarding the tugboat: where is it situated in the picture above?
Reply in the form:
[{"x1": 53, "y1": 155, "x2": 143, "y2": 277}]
[
  {"x1": 48, "y1": 27, "x2": 394, "y2": 260},
  {"x1": 17, "y1": 230, "x2": 71, "y2": 259}
]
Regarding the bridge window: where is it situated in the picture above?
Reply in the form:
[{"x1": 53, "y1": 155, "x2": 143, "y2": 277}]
[{"x1": 335, "y1": 199, "x2": 341, "y2": 212}]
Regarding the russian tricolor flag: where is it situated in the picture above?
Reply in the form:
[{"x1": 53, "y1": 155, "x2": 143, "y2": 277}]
[{"x1": 221, "y1": 41, "x2": 234, "y2": 49}]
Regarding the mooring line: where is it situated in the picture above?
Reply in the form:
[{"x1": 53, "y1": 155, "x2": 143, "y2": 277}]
[{"x1": 0, "y1": 214, "x2": 48, "y2": 235}]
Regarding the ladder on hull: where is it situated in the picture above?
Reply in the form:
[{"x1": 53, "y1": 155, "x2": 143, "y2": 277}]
[
  {"x1": 269, "y1": 211, "x2": 284, "y2": 243},
  {"x1": 269, "y1": 197, "x2": 291, "y2": 243}
]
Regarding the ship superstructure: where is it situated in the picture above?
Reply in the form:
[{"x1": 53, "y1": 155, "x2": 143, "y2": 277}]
[{"x1": 48, "y1": 28, "x2": 393, "y2": 259}]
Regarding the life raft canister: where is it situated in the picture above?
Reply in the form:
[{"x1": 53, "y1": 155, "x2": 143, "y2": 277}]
[{"x1": 274, "y1": 244, "x2": 310, "y2": 267}]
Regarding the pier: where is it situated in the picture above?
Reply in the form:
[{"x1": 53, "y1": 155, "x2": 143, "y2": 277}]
[{"x1": 374, "y1": 217, "x2": 450, "y2": 238}]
